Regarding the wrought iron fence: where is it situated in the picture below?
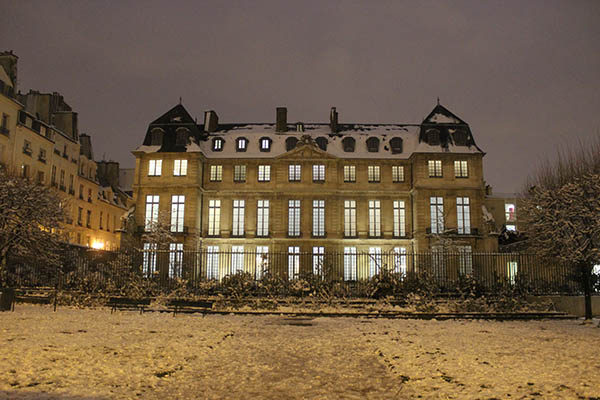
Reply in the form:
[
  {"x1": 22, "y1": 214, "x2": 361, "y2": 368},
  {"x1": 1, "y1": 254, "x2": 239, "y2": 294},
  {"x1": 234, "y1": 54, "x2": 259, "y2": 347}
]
[{"x1": 3, "y1": 248, "x2": 597, "y2": 296}]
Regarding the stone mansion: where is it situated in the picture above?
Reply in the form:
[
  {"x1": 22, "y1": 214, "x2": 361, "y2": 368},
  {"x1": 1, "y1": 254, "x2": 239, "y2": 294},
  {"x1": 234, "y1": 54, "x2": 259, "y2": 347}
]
[{"x1": 131, "y1": 103, "x2": 516, "y2": 279}]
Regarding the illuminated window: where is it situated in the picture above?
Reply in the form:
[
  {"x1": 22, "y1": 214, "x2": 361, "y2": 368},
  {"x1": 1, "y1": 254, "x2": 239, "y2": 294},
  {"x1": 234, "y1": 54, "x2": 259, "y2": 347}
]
[
  {"x1": 344, "y1": 247, "x2": 357, "y2": 281},
  {"x1": 255, "y1": 246, "x2": 269, "y2": 279},
  {"x1": 368, "y1": 165, "x2": 380, "y2": 182},
  {"x1": 170, "y1": 195, "x2": 185, "y2": 233},
  {"x1": 258, "y1": 165, "x2": 271, "y2": 182},
  {"x1": 392, "y1": 165, "x2": 404, "y2": 182},
  {"x1": 312, "y1": 246, "x2": 325, "y2": 275},
  {"x1": 212, "y1": 138, "x2": 223, "y2": 151},
  {"x1": 289, "y1": 164, "x2": 301, "y2": 181},
  {"x1": 206, "y1": 246, "x2": 220, "y2": 280},
  {"x1": 457, "y1": 197, "x2": 471, "y2": 234},
  {"x1": 288, "y1": 246, "x2": 300, "y2": 280},
  {"x1": 144, "y1": 195, "x2": 159, "y2": 230},
  {"x1": 344, "y1": 165, "x2": 356, "y2": 182},
  {"x1": 430, "y1": 197, "x2": 444, "y2": 234},
  {"x1": 257, "y1": 200, "x2": 269, "y2": 237},
  {"x1": 236, "y1": 137, "x2": 248, "y2": 152},
  {"x1": 148, "y1": 159, "x2": 162, "y2": 176},
  {"x1": 505, "y1": 203, "x2": 516, "y2": 222},
  {"x1": 454, "y1": 161, "x2": 468, "y2": 178},
  {"x1": 231, "y1": 246, "x2": 244, "y2": 273},
  {"x1": 312, "y1": 200, "x2": 325, "y2": 237},
  {"x1": 210, "y1": 165, "x2": 222, "y2": 181},
  {"x1": 393, "y1": 200, "x2": 406, "y2": 237},
  {"x1": 234, "y1": 165, "x2": 246, "y2": 182},
  {"x1": 393, "y1": 247, "x2": 407, "y2": 276},
  {"x1": 232, "y1": 200, "x2": 245, "y2": 236},
  {"x1": 142, "y1": 243, "x2": 157, "y2": 276},
  {"x1": 368, "y1": 200, "x2": 381, "y2": 237},
  {"x1": 169, "y1": 243, "x2": 183, "y2": 278},
  {"x1": 344, "y1": 200, "x2": 356, "y2": 237},
  {"x1": 369, "y1": 247, "x2": 382, "y2": 277},
  {"x1": 173, "y1": 159, "x2": 188, "y2": 176},
  {"x1": 428, "y1": 160, "x2": 442, "y2": 177},
  {"x1": 288, "y1": 200, "x2": 301, "y2": 237},
  {"x1": 208, "y1": 200, "x2": 221, "y2": 236},
  {"x1": 312, "y1": 164, "x2": 325, "y2": 182}
]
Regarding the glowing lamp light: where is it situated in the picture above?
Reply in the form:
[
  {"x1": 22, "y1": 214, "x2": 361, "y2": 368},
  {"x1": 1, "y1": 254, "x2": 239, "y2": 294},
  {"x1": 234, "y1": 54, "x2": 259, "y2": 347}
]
[{"x1": 91, "y1": 240, "x2": 105, "y2": 250}]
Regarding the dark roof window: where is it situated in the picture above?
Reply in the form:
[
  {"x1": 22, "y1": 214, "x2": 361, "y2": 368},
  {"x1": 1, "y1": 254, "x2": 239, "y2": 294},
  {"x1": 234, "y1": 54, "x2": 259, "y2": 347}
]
[
  {"x1": 286, "y1": 137, "x2": 298, "y2": 152},
  {"x1": 453, "y1": 130, "x2": 467, "y2": 146},
  {"x1": 150, "y1": 128, "x2": 164, "y2": 146},
  {"x1": 389, "y1": 137, "x2": 403, "y2": 154},
  {"x1": 315, "y1": 137, "x2": 328, "y2": 151},
  {"x1": 236, "y1": 137, "x2": 248, "y2": 152},
  {"x1": 427, "y1": 129, "x2": 440, "y2": 146},
  {"x1": 259, "y1": 137, "x2": 272, "y2": 152},
  {"x1": 342, "y1": 137, "x2": 355, "y2": 152},
  {"x1": 366, "y1": 137, "x2": 379, "y2": 152},
  {"x1": 175, "y1": 128, "x2": 189, "y2": 146},
  {"x1": 212, "y1": 137, "x2": 224, "y2": 151}
]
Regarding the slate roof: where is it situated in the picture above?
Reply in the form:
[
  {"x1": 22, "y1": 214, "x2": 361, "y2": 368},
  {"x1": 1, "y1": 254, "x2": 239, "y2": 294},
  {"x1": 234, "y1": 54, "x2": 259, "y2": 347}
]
[{"x1": 135, "y1": 103, "x2": 484, "y2": 158}]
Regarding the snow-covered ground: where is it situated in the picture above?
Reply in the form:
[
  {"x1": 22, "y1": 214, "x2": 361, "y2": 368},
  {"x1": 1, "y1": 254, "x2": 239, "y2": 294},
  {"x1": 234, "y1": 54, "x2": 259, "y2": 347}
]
[{"x1": 1, "y1": 305, "x2": 599, "y2": 399}]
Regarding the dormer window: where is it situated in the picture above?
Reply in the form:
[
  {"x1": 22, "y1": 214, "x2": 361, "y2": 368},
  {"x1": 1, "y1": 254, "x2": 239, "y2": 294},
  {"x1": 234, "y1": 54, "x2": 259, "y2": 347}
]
[
  {"x1": 150, "y1": 128, "x2": 164, "y2": 146},
  {"x1": 453, "y1": 130, "x2": 468, "y2": 146},
  {"x1": 236, "y1": 137, "x2": 248, "y2": 152},
  {"x1": 366, "y1": 137, "x2": 379, "y2": 152},
  {"x1": 175, "y1": 128, "x2": 189, "y2": 146},
  {"x1": 259, "y1": 137, "x2": 272, "y2": 152},
  {"x1": 286, "y1": 137, "x2": 298, "y2": 152},
  {"x1": 315, "y1": 137, "x2": 328, "y2": 151},
  {"x1": 342, "y1": 137, "x2": 355, "y2": 152},
  {"x1": 390, "y1": 137, "x2": 403, "y2": 154},
  {"x1": 427, "y1": 129, "x2": 440, "y2": 146},
  {"x1": 296, "y1": 123, "x2": 304, "y2": 132},
  {"x1": 212, "y1": 137, "x2": 224, "y2": 151}
]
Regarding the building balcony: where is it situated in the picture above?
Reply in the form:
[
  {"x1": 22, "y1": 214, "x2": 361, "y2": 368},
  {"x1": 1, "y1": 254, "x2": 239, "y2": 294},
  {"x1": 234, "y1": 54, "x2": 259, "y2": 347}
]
[
  {"x1": 171, "y1": 226, "x2": 189, "y2": 234},
  {"x1": 22, "y1": 148, "x2": 32, "y2": 156}
]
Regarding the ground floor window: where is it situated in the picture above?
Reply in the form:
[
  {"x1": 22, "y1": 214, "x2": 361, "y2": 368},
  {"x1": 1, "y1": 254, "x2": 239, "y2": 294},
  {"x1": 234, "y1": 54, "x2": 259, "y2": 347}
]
[
  {"x1": 288, "y1": 246, "x2": 300, "y2": 280},
  {"x1": 255, "y1": 246, "x2": 269, "y2": 279},
  {"x1": 313, "y1": 246, "x2": 325, "y2": 275},
  {"x1": 231, "y1": 246, "x2": 244, "y2": 274},
  {"x1": 458, "y1": 246, "x2": 473, "y2": 276},
  {"x1": 393, "y1": 247, "x2": 407, "y2": 276},
  {"x1": 142, "y1": 243, "x2": 157, "y2": 276},
  {"x1": 507, "y1": 261, "x2": 518, "y2": 285},
  {"x1": 169, "y1": 243, "x2": 183, "y2": 278},
  {"x1": 368, "y1": 247, "x2": 382, "y2": 278},
  {"x1": 206, "y1": 246, "x2": 219, "y2": 280},
  {"x1": 344, "y1": 247, "x2": 357, "y2": 281}
]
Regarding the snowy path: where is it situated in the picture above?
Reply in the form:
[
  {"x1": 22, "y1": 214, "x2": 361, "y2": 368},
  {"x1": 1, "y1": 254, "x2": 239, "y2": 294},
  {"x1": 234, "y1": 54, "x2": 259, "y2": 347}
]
[{"x1": 1, "y1": 306, "x2": 599, "y2": 399}]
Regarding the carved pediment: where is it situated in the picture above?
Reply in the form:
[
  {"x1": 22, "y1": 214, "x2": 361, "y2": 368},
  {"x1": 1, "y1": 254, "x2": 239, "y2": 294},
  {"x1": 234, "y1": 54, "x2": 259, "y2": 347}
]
[{"x1": 277, "y1": 139, "x2": 337, "y2": 160}]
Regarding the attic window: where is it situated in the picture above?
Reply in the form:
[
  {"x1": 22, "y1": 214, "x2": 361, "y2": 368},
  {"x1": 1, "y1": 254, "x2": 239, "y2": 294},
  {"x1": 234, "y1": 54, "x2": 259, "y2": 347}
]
[
  {"x1": 342, "y1": 137, "x2": 355, "y2": 152},
  {"x1": 366, "y1": 137, "x2": 379, "y2": 152},
  {"x1": 389, "y1": 137, "x2": 403, "y2": 154},
  {"x1": 175, "y1": 128, "x2": 189, "y2": 146},
  {"x1": 212, "y1": 137, "x2": 224, "y2": 152},
  {"x1": 286, "y1": 137, "x2": 298, "y2": 152},
  {"x1": 296, "y1": 123, "x2": 304, "y2": 132},
  {"x1": 315, "y1": 137, "x2": 328, "y2": 151},
  {"x1": 453, "y1": 130, "x2": 468, "y2": 146},
  {"x1": 236, "y1": 137, "x2": 248, "y2": 152},
  {"x1": 427, "y1": 129, "x2": 440, "y2": 146},
  {"x1": 150, "y1": 128, "x2": 163, "y2": 146},
  {"x1": 259, "y1": 137, "x2": 272, "y2": 152}
]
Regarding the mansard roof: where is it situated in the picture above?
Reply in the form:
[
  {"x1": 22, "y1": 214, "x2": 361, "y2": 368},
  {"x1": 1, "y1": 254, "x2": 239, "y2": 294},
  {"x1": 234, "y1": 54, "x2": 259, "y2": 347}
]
[{"x1": 135, "y1": 103, "x2": 485, "y2": 157}]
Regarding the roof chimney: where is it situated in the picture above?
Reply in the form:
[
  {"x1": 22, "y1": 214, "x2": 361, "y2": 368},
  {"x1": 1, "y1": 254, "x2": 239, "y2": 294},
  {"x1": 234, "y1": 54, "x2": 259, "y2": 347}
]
[
  {"x1": 330, "y1": 107, "x2": 338, "y2": 133},
  {"x1": 0, "y1": 50, "x2": 18, "y2": 88},
  {"x1": 276, "y1": 107, "x2": 287, "y2": 133},
  {"x1": 204, "y1": 110, "x2": 219, "y2": 132}
]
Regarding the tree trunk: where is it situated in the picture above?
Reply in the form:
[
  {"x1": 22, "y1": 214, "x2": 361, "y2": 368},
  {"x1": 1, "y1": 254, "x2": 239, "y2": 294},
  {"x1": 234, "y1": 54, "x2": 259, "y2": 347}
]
[{"x1": 583, "y1": 263, "x2": 593, "y2": 320}]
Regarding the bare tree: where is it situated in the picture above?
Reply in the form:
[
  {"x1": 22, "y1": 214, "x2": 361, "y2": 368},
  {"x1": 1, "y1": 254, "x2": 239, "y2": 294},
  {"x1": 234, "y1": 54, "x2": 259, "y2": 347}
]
[
  {"x1": 521, "y1": 136, "x2": 600, "y2": 319},
  {"x1": 0, "y1": 170, "x2": 66, "y2": 286},
  {"x1": 141, "y1": 211, "x2": 176, "y2": 250}
]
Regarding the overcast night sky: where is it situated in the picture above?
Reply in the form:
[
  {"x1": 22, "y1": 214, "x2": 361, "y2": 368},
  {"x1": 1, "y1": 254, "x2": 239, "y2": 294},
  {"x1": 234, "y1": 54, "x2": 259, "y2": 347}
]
[{"x1": 2, "y1": 0, "x2": 599, "y2": 193}]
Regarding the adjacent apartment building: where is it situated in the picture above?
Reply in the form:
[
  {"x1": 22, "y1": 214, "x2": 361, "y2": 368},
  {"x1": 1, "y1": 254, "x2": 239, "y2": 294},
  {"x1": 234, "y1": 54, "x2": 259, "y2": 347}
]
[
  {"x1": 0, "y1": 50, "x2": 130, "y2": 250},
  {"x1": 132, "y1": 102, "x2": 509, "y2": 279}
]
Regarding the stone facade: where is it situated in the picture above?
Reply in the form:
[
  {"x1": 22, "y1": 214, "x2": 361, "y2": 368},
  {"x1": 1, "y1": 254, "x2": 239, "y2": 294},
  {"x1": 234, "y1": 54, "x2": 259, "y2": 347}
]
[
  {"x1": 0, "y1": 51, "x2": 130, "y2": 250},
  {"x1": 132, "y1": 102, "x2": 500, "y2": 276}
]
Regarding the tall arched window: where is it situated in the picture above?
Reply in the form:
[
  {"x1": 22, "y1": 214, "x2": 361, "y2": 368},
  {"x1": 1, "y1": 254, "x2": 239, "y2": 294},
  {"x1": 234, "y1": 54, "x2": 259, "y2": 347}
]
[
  {"x1": 389, "y1": 137, "x2": 403, "y2": 154},
  {"x1": 342, "y1": 137, "x2": 355, "y2": 152},
  {"x1": 315, "y1": 137, "x2": 328, "y2": 151},
  {"x1": 286, "y1": 137, "x2": 299, "y2": 152},
  {"x1": 150, "y1": 128, "x2": 164, "y2": 146}
]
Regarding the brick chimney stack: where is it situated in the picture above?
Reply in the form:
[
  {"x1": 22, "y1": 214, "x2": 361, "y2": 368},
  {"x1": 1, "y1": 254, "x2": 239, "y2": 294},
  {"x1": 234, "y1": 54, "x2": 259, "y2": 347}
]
[
  {"x1": 0, "y1": 50, "x2": 18, "y2": 88},
  {"x1": 276, "y1": 107, "x2": 287, "y2": 133},
  {"x1": 204, "y1": 110, "x2": 219, "y2": 132},
  {"x1": 330, "y1": 107, "x2": 338, "y2": 133}
]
